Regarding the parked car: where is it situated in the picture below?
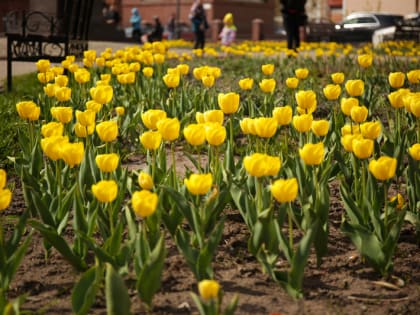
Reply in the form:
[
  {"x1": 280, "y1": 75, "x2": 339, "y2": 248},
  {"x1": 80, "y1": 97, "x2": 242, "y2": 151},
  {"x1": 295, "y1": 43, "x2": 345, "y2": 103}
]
[
  {"x1": 332, "y1": 12, "x2": 403, "y2": 42},
  {"x1": 304, "y1": 18, "x2": 336, "y2": 42},
  {"x1": 372, "y1": 12, "x2": 420, "y2": 46}
]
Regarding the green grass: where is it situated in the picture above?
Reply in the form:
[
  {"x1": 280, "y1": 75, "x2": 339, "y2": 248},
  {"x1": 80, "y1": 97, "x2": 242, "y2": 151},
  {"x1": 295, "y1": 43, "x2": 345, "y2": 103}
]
[{"x1": 0, "y1": 72, "x2": 41, "y2": 171}]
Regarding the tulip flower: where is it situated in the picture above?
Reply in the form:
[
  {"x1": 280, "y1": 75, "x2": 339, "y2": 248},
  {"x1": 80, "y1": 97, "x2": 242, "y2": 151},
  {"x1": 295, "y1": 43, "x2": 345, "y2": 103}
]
[
  {"x1": 273, "y1": 106, "x2": 293, "y2": 126},
  {"x1": 295, "y1": 90, "x2": 317, "y2": 110},
  {"x1": 201, "y1": 75, "x2": 215, "y2": 88},
  {"x1": 352, "y1": 138, "x2": 374, "y2": 159},
  {"x1": 140, "y1": 130, "x2": 162, "y2": 150},
  {"x1": 408, "y1": 143, "x2": 420, "y2": 160},
  {"x1": 157, "y1": 117, "x2": 180, "y2": 142},
  {"x1": 259, "y1": 78, "x2": 276, "y2": 93},
  {"x1": 41, "y1": 136, "x2": 69, "y2": 161},
  {"x1": 360, "y1": 121, "x2": 381, "y2": 140},
  {"x1": 131, "y1": 189, "x2": 158, "y2": 217},
  {"x1": 115, "y1": 106, "x2": 125, "y2": 116},
  {"x1": 16, "y1": 101, "x2": 41, "y2": 121},
  {"x1": 203, "y1": 110, "x2": 224, "y2": 125},
  {"x1": 55, "y1": 75, "x2": 69, "y2": 87},
  {"x1": 295, "y1": 68, "x2": 309, "y2": 79},
  {"x1": 218, "y1": 92, "x2": 240, "y2": 114},
  {"x1": 285, "y1": 77, "x2": 299, "y2": 89},
  {"x1": 409, "y1": 95, "x2": 420, "y2": 118},
  {"x1": 184, "y1": 173, "x2": 213, "y2": 195},
  {"x1": 0, "y1": 188, "x2": 12, "y2": 211},
  {"x1": 51, "y1": 106, "x2": 73, "y2": 124},
  {"x1": 41, "y1": 122, "x2": 64, "y2": 138},
  {"x1": 243, "y1": 153, "x2": 280, "y2": 177},
  {"x1": 74, "y1": 123, "x2": 95, "y2": 138},
  {"x1": 388, "y1": 89, "x2": 410, "y2": 109},
  {"x1": 340, "y1": 97, "x2": 359, "y2": 116},
  {"x1": 76, "y1": 109, "x2": 96, "y2": 127},
  {"x1": 198, "y1": 279, "x2": 220, "y2": 301},
  {"x1": 92, "y1": 180, "x2": 118, "y2": 203},
  {"x1": 205, "y1": 123, "x2": 226, "y2": 146},
  {"x1": 261, "y1": 64, "x2": 274, "y2": 75},
  {"x1": 44, "y1": 83, "x2": 57, "y2": 97},
  {"x1": 341, "y1": 124, "x2": 361, "y2": 136},
  {"x1": 163, "y1": 73, "x2": 180, "y2": 88},
  {"x1": 292, "y1": 114, "x2": 313, "y2": 133},
  {"x1": 238, "y1": 77, "x2": 254, "y2": 90},
  {"x1": 271, "y1": 178, "x2": 298, "y2": 203},
  {"x1": 0, "y1": 169, "x2": 6, "y2": 188},
  {"x1": 96, "y1": 120, "x2": 119, "y2": 142},
  {"x1": 36, "y1": 59, "x2": 51, "y2": 72},
  {"x1": 60, "y1": 142, "x2": 85, "y2": 168},
  {"x1": 331, "y1": 72, "x2": 345, "y2": 84},
  {"x1": 142, "y1": 67, "x2": 154, "y2": 77},
  {"x1": 368, "y1": 156, "x2": 397, "y2": 181},
  {"x1": 311, "y1": 120, "x2": 330, "y2": 137},
  {"x1": 345, "y1": 79, "x2": 364, "y2": 97},
  {"x1": 95, "y1": 153, "x2": 119, "y2": 173},
  {"x1": 177, "y1": 63, "x2": 190, "y2": 75},
  {"x1": 299, "y1": 142, "x2": 324, "y2": 165},
  {"x1": 407, "y1": 69, "x2": 420, "y2": 84},
  {"x1": 138, "y1": 172, "x2": 154, "y2": 190},
  {"x1": 323, "y1": 84, "x2": 341, "y2": 101},
  {"x1": 350, "y1": 105, "x2": 368, "y2": 123},
  {"x1": 90, "y1": 85, "x2": 113, "y2": 104},
  {"x1": 54, "y1": 86, "x2": 72, "y2": 102},
  {"x1": 183, "y1": 124, "x2": 206, "y2": 146},
  {"x1": 154, "y1": 53, "x2": 165, "y2": 64},
  {"x1": 388, "y1": 72, "x2": 405, "y2": 89},
  {"x1": 254, "y1": 117, "x2": 277, "y2": 138},
  {"x1": 85, "y1": 100, "x2": 103, "y2": 113},
  {"x1": 341, "y1": 134, "x2": 358, "y2": 152},
  {"x1": 239, "y1": 118, "x2": 255, "y2": 135},
  {"x1": 117, "y1": 72, "x2": 136, "y2": 84},
  {"x1": 357, "y1": 54, "x2": 373, "y2": 68},
  {"x1": 74, "y1": 68, "x2": 91, "y2": 84},
  {"x1": 141, "y1": 109, "x2": 167, "y2": 130}
]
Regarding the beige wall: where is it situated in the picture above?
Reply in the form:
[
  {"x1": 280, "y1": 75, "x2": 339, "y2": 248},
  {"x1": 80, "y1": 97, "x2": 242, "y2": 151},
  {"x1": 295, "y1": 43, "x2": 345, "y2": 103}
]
[{"x1": 344, "y1": 0, "x2": 417, "y2": 16}]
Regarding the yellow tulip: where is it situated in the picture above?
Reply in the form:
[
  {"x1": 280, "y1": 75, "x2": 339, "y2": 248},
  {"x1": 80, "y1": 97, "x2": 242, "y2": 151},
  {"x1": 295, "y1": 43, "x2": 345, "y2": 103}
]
[
  {"x1": 203, "y1": 110, "x2": 224, "y2": 125},
  {"x1": 74, "y1": 122, "x2": 95, "y2": 138},
  {"x1": 299, "y1": 142, "x2": 324, "y2": 165},
  {"x1": 341, "y1": 124, "x2": 361, "y2": 136},
  {"x1": 140, "y1": 130, "x2": 162, "y2": 150},
  {"x1": 285, "y1": 77, "x2": 299, "y2": 89},
  {"x1": 89, "y1": 85, "x2": 113, "y2": 104},
  {"x1": 407, "y1": 69, "x2": 420, "y2": 84},
  {"x1": 273, "y1": 106, "x2": 292, "y2": 126},
  {"x1": 51, "y1": 106, "x2": 73, "y2": 123},
  {"x1": 54, "y1": 86, "x2": 72, "y2": 102},
  {"x1": 76, "y1": 109, "x2": 96, "y2": 127},
  {"x1": 239, "y1": 118, "x2": 255, "y2": 135},
  {"x1": 132, "y1": 190, "x2": 158, "y2": 217},
  {"x1": 41, "y1": 136, "x2": 69, "y2": 161},
  {"x1": 96, "y1": 120, "x2": 118, "y2": 142},
  {"x1": 350, "y1": 105, "x2": 368, "y2": 123},
  {"x1": 244, "y1": 153, "x2": 280, "y2": 177},
  {"x1": 36, "y1": 59, "x2": 51, "y2": 72},
  {"x1": 95, "y1": 153, "x2": 119, "y2": 173},
  {"x1": 54, "y1": 75, "x2": 69, "y2": 87},
  {"x1": 198, "y1": 279, "x2": 220, "y2": 301},
  {"x1": 141, "y1": 109, "x2": 167, "y2": 130},
  {"x1": 292, "y1": 114, "x2": 313, "y2": 133},
  {"x1": 205, "y1": 123, "x2": 226, "y2": 146},
  {"x1": 261, "y1": 64, "x2": 274, "y2": 75},
  {"x1": 271, "y1": 178, "x2": 298, "y2": 203},
  {"x1": 295, "y1": 90, "x2": 317, "y2": 110},
  {"x1": 388, "y1": 72, "x2": 405, "y2": 89},
  {"x1": 218, "y1": 92, "x2": 240, "y2": 114},
  {"x1": 388, "y1": 89, "x2": 410, "y2": 109},
  {"x1": 331, "y1": 72, "x2": 345, "y2": 84},
  {"x1": 368, "y1": 156, "x2": 397, "y2": 181},
  {"x1": 138, "y1": 172, "x2": 154, "y2": 190},
  {"x1": 254, "y1": 117, "x2": 277, "y2": 138},
  {"x1": 340, "y1": 97, "x2": 359, "y2": 116},
  {"x1": 183, "y1": 124, "x2": 206, "y2": 146},
  {"x1": 238, "y1": 77, "x2": 254, "y2": 90},
  {"x1": 311, "y1": 120, "x2": 330, "y2": 137},
  {"x1": 265, "y1": 155, "x2": 282, "y2": 177},
  {"x1": 153, "y1": 53, "x2": 165, "y2": 64},
  {"x1": 44, "y1": 83, "x2": 57, "y2": 97},
  {"x1": 115, "y1": 106, "x2": 125, "y2": 116},
  {"x1": 295, "y1": 68, "x2": 309, "y2": 79},
  {"x1": 408, "y1": 143, "x2": 420, "y2": 160},
  {"x1": 357, "y1": 54, "x2": 373, "y2": 68},
  {"x1": 0, "y1": 169, "x2": 6, "y2": 188},
  {"x1": 0, "y1": 188, "x2": 12, "y2": 211},
  {"x1": 408, "y1": 94, "x2": 420, "y2": 118},
  {"x1": 201, "y1": 75, "x2": 215, "y2": 88},
  {"x1": 41, "y1": 122, "x2": 64, "y2": 138},
  {"x1": 129, "y1": 62, "x2": 141, "y2": 72},
  {"x1": 177, "y1": 63, "x2": 190, "y2": 75},
  {"x1": 352, "y1": 138, "x2": 374, "y2": 159},
  {"x1": 156, "y1": 117, "x2": 180, "y2": 142},
  {"x1": 163, "y1": 73, "x2": 180, "y2": 88},
  {"x1": 117, "y1": 72, "x2": 136, "y2": 84},
  {"x1": 86, "y1": 100, "x2": 103, "y2": 113},
  {"x1": 16, "y1": 101, "x2": 41, "y2": 121},
  {"x1": 142, "y1": 67, "x2": 154, "y2": 78},
  {"x1": 360, "y1": 121, "x2": 381, "y2": 140},
  {"x1": 323, "y1": 84, "x2": 341, "y2": 101},
  {"x1": 60, "y1": 141, "x2": 84, "y2": 167},
  {"x1": 184, "y1": 173, "x2": 213, "y2": 196},
  {"x1": 259, "y1": 78, "x2": 276, "y2": 93},
  {"x1": 74, "y1": 68, "x2": 91, "y2": 84},
  {"x1": 345, "y1": 80, "x2": 364, "y2": 97},
  {"x1": 92, "y1": 180, "x2": 118, "y2": 203},
  {"x1": 341, "y1": 134, "x2": 358, "y2": 152}
]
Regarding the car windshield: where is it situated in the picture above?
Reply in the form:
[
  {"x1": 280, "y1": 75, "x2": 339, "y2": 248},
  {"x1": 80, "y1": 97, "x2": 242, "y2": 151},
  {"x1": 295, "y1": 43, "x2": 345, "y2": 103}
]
[{"x1": 376, "y1": 15, "x2": 403, "y2": 26}]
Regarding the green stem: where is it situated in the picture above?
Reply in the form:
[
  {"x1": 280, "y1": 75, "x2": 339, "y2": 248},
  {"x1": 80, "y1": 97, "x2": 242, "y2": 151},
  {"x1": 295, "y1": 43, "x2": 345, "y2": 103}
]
[
  {"x1": 107, "y1": 202, "x2": 115, "y2": 235},
  {"x1": 171, "y1": 142, "x2": 176, "y2": 188},
  {"x1": 361, "y1": 160, "x2": 367, "y2": 224},
  {"x1": 288, "y1": 203, "x2": 294, "y2": 250},
  {"x1": 256, "y1": 178, "x2": 262, "y2": 213},
  {"x1": 384, "y1": 182, "x2": 389, "y2": 234}
]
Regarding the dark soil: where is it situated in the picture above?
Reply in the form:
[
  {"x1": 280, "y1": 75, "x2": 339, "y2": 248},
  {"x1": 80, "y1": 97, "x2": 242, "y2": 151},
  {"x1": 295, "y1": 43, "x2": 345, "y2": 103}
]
[{"x1": 4, "y1": 170, "x2": 420, "y2": 315}]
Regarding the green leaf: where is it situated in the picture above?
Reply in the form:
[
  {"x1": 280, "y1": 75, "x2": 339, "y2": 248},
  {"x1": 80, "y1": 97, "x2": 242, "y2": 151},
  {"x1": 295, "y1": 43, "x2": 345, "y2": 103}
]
[
  {"x1": 72, "y1": 265, "x2": 102, "y2": 315},
  {"x1": 105, "y1": 263, "x2": 131, "y2": 315}
]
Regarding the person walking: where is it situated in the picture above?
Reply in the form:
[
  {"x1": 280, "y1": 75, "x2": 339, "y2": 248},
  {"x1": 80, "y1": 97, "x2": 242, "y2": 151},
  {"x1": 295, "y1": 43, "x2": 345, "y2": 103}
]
[
  {"x1": 166, "y1": 13, "x2": 176, "y2": 40},
  {"x1": 130, "y1": 7, "x2": 142, "y2": 43},
  {"x1": 280, "y1": 0, "x2": 307, "y2": 51},
  {"x1": 189, "y1": 0, "x2": 208, "y2": 49},
  {"x1": 142, "y1": 16, "x2": 164, "y2": 43},
  {"x1": 219, "y1": 13, "x2": 237, "y2": 46}
]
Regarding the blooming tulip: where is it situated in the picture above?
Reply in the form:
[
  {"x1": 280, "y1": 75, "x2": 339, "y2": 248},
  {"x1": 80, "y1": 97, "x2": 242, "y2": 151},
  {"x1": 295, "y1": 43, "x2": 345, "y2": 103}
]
[
  {"x1": 0, "y1": 169, "x2": 6, "y2": 188},
  {"x1": 331, "y1": 72, "x2": 345, "y2": 84},
  {"x1": 299, "y1": 142, "x2": 324, "y2": 165},
  {"x1": 360, "y1": 121, "x2": 381, "y2": 140},
  {"x1": 60, "y1": 142, "x2": 84, "y2": 167},
  {"x1": 90, "y1": 85, "x2": 113, "y2": 104},
  {"x1": 205, "y1": 123, "x2": 226, "y2": 146},
  {"x1": 143, "y1": 67, "x2": 154, "y2": 77},
  {"x1": 285, "y1": 77, "x2": 299, "y2": 89},
  {"x1": 345, "y1": 79, "x2": 364, "y2": 97},
  {"x1": 368, "y1": 156, "x2": 397, "y2": 181},
  {"x1": 388, "y1": 72, "x2": 405, "y2": 89},
  {"x1": 92, "y1": 180, "x2": 118, "y2": 203},
  {"x1": 388, "y1": 89, "x2": 410, "y2": 109},
  {"x1": 261, "y1": 64, "x2": 274, "y2": 75},
  {"x1": 36, "y1": 59, "x2": 50, "y2": 72},
  {"x1": 341, "y1": 134, "x2": 358, "y2": 152},
  {"x1": 203, "y1": 110, "x2": 224, "y2": 125},
  {"x1": 350, "y1": 105, "x2": 368, "y2": 123},
  {"x1": 244, "y1": 153, "x2": 280, "y2": 177},
  {"x1": 156, "y1": 117, "x2": 180, "y2": 142},
  {"x1": 95, "y1": 153, "x2": 119, "y2": 173},
  {"x1": 407, "y1": 69, "x2": 420, "y2": 84},
  {"x1": 141, "y1": 109, "x2": 167, "y2": 130},
  {"x1": 183, "y1": 124, "x2": 206, "y2": 146},
  {"x1": 74, "y1": 123, "x2": 95, "y2": 138},
  {"x1": 323, "y1": 84, "x2": 341, "y2": 101},
  {"x1": 96, "y1": 120, "x2": 118, "y2": 142},
  {"x1": 201, "y1": 75, "x2": 215, "y2": 88},
  {"x1": 198, "y1": 279, "x2": 220, "y2": 301},
  {"x1": 340, "y1": 97, "x2": 359, "y2": 116},
  {"x1": 408, "y1": 143, "x2": 420, "y2": 160},
  {"x1": 259, "y1": 78, "x2": 276, "y2": 93},
  {"x1": 271, "y1": 178, "x2": 298, "y2": 203},
  {"x1": 16, "y1": 101, "x2": 40, "y2": 121},
  {"x1": 238, "y1": 78, "x2": 254, "y2": 90},
  {"x1": 41, "y1": 136, "x2": 69, "y2": 161},
  {"x1": 311, "y1": 120, "x2": 329, "y2": 137},
  {"x1": 55, "y1": 75, "x2": 69, "y2": 87},
  {"x1": 74, "y1": 68, "x2": 91, "y2": 84},
  {"x1": 273, "y1": 106, "x2": 293, "y2": 126},
  {"x1": 184, "y1": 173, "x2": 213, "y2": 195},
  {"x1": 239, "y1": 118, "x2": 255, "y2": 135},
  {"x1": 218, "y1": 92, "x2": 240, "y2": 114},
  {"x1": 41, "y1": 122, "x2": 64, "y2": 138},
  {"x1": 295, "y1": 68, "x2": 309, "y2": 79},
  {"x1": 254, "y1": 117, "x2": 277, "y2": 138},
  {"x1": 352, "y1": 138, "x2": 374, "y2": 159},
  {"x1": 138, "y1": 172, "x2": 154, "y2": 190},
  {"x1": 292, "y1": 114, "x2": 313, "y2": 133},
  {"x1": 132, "y1": 190, "x2": 158, "y2": 217},
  {"x1": 0, "y1": 188, "x2": 12, "y2": 211},
  {"x1": 163, "y1": 73, "x2": 180, "y2": 88},
  {"x1": 76, "y1": 109, "x2": 96, "y2": 127},
  {"x1": 177, "y1": 63, "x2": 190, "y2": 75},
  {"x1": 295, "y1": 90, "x2": 317, "y2": 110},
  {"x1": 357, "y1": 54, "x2": 373, "y2": 68},
  {"x1": 51, "y1": 106, "x2": 73, "y2": 123},
  {"x1": 44, "y1": 83, "x2": 57, "y2": 97},
  {"x1": 86, "y1": 100, "x2": 103, "y2": 113},
  {"x1": 140, "y1": 130, "x2": 162, "y2": 150}
]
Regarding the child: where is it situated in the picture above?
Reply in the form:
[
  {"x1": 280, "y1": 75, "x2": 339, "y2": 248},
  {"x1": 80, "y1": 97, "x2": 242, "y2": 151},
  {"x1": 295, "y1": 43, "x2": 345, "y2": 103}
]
[{"x1": 219, "y1": 13, "x2": 237, "y2": 46}]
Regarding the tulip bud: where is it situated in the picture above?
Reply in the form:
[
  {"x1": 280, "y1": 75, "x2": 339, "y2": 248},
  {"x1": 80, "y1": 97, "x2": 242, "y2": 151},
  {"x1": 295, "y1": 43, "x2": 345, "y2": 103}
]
[
  {"x1": 92, "y1": 180, "x2": 118, "y2": 203},
  {"x1": 271, "y1": 178, "x2": 298, "y2": 203},
  {"x1": 132, "y1": 190, "x2": 158, "y2": 217},
  {"x1": 184, "y1": 173, "x2": 213, "y2": 195}
]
